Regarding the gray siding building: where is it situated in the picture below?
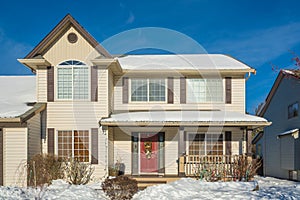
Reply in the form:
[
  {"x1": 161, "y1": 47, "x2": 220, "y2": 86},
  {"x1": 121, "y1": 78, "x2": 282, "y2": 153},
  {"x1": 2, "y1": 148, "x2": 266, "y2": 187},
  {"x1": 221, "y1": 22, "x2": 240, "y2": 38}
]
[{"x1": 257, "y1": 70, "x2": 300, "y2": 181}]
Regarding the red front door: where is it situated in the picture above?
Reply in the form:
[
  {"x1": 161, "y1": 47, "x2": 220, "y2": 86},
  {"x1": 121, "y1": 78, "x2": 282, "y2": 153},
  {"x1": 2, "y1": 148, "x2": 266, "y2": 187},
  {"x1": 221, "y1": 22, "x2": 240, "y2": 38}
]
[{"x1": 140, "y1": 133, "x2": 158, "y2": 173}]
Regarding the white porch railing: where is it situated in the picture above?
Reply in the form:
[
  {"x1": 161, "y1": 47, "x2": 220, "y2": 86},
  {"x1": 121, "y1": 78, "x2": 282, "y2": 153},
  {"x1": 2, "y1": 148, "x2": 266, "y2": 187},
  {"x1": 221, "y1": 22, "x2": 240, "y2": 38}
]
[{"x1": 179, "y1": 155, "x2": 254, "y2": 180}]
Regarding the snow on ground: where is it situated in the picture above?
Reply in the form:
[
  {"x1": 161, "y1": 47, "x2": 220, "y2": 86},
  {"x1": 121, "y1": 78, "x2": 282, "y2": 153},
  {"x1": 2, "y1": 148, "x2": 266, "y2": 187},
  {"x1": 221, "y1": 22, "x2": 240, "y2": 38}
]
[
  {"x1": 0, "y1": 179, "x2": 108, "y2": 200},
  {"x1": 0, "y1": 176, "x2": 299, "y2": 200},
  {"x1": 133, "y1": 176, "x2": 300, "y2": 200}
]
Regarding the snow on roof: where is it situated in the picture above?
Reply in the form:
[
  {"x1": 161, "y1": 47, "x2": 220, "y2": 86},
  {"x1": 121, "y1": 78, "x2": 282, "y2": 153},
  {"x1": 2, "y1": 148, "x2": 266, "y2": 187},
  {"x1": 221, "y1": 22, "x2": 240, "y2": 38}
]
[
  {"x1": 277, "y1": 128, "x2": 299, "y2": 137},
  {"x1": 101, "y1": 110, "x2": 269, "y2": 124},
  {"x1": 117, "y1": 54, "x2": 253, "y2": 70},
  {"x1": 0, "y1": 76, "x2": 36, "y2": 118}
]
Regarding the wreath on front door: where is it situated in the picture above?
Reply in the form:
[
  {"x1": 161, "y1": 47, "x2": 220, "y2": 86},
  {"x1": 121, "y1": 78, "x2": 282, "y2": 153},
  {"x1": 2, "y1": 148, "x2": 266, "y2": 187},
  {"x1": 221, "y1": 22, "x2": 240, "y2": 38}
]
[{"x1": 144, "y1": 142, "x2": 152, "y2": 159}]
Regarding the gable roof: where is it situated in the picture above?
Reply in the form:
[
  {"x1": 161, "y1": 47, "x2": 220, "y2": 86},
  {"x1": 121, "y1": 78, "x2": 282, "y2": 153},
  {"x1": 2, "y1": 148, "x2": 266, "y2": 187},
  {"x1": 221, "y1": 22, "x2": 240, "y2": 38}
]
[
  {"x1": 258, "y1": 69, "x2": 300, "y2": 116},
  {"x1": 25, "y1": 14, "x2": 112, "y2": 59}
]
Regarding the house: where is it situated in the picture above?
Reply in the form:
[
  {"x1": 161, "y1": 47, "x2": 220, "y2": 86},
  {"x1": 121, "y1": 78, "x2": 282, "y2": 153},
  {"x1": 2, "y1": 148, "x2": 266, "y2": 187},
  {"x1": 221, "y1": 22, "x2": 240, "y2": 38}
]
[
  {"x1": 0, "y1": 14, "x2": 270, "y2": 186},
  {"x1": 256, "y1": 69, "x2": 300, "y2": 181}
]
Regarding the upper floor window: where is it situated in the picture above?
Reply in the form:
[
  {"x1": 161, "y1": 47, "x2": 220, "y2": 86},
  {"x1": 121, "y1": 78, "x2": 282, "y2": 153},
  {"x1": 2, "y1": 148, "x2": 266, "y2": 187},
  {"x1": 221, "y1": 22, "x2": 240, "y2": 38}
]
[
  {"x1": 131, "y1": 78, "x2": 166, "y2": 102},
  {"x1": 57, "y1": 60, "x2": 89, "y2": 100},
  {"x1": 187, "y1": 78, "x2": 223, "y2": 103},
  {"x1": 288, "y1": 102, "x2": 298, "y2": 119}
]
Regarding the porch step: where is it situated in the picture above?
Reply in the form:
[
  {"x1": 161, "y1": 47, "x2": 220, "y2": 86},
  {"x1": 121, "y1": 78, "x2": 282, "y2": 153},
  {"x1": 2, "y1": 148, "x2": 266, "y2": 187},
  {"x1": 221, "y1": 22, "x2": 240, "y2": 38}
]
[{"x1": 128, "y1": 176, "x2": 180, "y2": 190}]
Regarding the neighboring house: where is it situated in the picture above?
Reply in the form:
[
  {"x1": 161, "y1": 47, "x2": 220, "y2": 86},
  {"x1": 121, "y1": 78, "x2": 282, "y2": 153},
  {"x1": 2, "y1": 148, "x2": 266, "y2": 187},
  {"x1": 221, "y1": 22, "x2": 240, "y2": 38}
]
[
  {"x1": 0, "y1": 14, "x2": 270, "y2": 186},
  {"x1": 257, "y1": 69, "x2": 300, "y2": 181}
]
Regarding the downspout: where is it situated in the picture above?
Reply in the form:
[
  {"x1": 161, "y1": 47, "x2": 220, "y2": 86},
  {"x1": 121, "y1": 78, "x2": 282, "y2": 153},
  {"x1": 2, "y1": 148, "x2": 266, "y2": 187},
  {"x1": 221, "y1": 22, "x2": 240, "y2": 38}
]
[{"x1": 245, "y1": 72, "x2": 251, "y2": 81}]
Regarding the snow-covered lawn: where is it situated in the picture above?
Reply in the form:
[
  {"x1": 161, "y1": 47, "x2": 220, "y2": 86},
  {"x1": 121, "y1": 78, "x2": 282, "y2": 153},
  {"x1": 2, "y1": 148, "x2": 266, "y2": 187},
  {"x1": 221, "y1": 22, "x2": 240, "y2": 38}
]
[{"x1": 0, "y1": 176, "x2": 299, "y2": 200}]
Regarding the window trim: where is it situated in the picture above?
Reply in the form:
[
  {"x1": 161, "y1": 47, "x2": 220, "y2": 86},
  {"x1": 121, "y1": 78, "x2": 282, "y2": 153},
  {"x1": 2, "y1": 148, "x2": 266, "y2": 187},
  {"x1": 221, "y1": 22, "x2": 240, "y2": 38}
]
[
  {"x1": 55, "y1": 60, "x2": 91, "y2": 101},
  {"x1": 55, "y1": 129, "x2": 91, "y2": 162},
  {"x1": 129, "y1": 78, "x2": 167, "y2": 103},
  {"x1": 288, "y1": 102, "x2": 299, "y2": 119},
  {"x1": 186, "y1": 78, "x2": 225, "y2": 103},
  {"x1": 186, "y1": 132, "x2": 225, "y2": 156}
]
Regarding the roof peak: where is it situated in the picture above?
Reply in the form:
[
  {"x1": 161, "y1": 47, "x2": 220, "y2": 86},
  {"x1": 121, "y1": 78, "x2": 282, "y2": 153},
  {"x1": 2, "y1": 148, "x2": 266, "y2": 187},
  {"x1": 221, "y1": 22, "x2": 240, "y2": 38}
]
[{"x1": 24, "y1": 14, "x2": 112, "y2": 59}]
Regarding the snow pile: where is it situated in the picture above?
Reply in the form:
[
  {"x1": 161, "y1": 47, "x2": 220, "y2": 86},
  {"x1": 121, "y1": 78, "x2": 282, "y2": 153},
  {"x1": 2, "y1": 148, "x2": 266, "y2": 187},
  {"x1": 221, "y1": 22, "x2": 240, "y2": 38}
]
[{"x1": 133, "y1": 177, "x2": 300, "y2": 200}]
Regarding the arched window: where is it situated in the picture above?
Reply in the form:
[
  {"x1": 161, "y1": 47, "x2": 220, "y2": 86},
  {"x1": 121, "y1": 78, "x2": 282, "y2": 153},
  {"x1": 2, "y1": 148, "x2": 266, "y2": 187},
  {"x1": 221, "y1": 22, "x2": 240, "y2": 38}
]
[{"x1": 57, "y1": 60, "x2": 89, "y2": 100}]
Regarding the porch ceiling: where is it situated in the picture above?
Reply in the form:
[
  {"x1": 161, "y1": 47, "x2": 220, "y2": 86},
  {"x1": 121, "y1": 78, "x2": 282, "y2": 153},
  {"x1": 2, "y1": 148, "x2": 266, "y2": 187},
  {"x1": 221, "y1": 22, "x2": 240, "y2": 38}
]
[{"x1": 100, "y1": 111, "x2": 271, "y2": 128}]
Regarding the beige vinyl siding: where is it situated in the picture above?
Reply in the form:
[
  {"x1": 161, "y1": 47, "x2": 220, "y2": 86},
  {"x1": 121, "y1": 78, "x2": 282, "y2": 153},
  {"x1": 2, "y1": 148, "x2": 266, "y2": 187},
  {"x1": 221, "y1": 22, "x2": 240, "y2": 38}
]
[
  {"x1": 47, "y1": 102, "x2": 101, "y2": 129},
  {"x1": 113, "y1": 76, "x2": 245, "y2": 113},
  {"x1": 27, "y1": 113, "x2": 41, "y2": 159},
  {"x1": 108, "y1": 127, "x2": 114, "y2": 167},
  {"x1": 36, "y1": 69, "x2": 47, "y2": 102},
  {"x1": 165, "y1": 128, "x2": 179, "y2": 175},
  {"x1": 3, "y1": 128, "x2": 27, "y2": 186},
  {"x1": 113, "y1": 127, "x2": 132, "y2": 174},
  {"x1": 226, "y1": 77, "x2": 245, "y2": 113},
  {"x1": 98, "y1": 69, "x2": 109, "y2": 117},
  {"x1": 93, "y1": 128, "x2": 108, "y2": 179},
  {"x1": 108, "y1": 70, "x2": 114, "y2": 114},
  {"x1": 43, "y1": 27, "x2": 100, "y2": 67}
]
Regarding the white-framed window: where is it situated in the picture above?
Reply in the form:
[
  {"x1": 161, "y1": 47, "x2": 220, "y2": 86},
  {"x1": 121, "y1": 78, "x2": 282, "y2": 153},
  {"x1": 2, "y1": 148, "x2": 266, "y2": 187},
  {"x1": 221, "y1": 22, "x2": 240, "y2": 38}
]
[
  {"x1": 188, "y1": 133, "x2": 224, "y2": 155},
  {"x1": 57, "y1": 130, "x2": 90, "y2": 162},
  {"x1": 57, "y1": 60, "x2": 89, "y2": 100},
  {"x1": 130, "y1": 78, "x2": 166, "y2": 102},
  {"x1": 187, "y1": 78, "x2": 223, "y2": 103}
]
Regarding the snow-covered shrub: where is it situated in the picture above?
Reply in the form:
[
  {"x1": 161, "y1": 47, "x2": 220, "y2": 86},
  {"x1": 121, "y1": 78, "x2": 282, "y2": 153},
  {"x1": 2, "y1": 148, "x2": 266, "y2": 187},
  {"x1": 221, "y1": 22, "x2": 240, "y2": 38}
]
[
  {"x1": 64, "y1": 158, "x2": 94, "y2": 185},
  {"x1": 27, "y1": 154, "x2": 65, "y2": 186},
  {"x1": 102, "y1": 176, "x2": 138, "y2": 200}
]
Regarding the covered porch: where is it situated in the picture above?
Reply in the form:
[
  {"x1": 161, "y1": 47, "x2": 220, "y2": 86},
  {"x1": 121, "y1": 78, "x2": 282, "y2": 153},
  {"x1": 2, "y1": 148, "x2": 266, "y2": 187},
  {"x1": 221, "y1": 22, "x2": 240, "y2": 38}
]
[{"x1": 100, "y1": 110, "x2": 270, "y2": 178}]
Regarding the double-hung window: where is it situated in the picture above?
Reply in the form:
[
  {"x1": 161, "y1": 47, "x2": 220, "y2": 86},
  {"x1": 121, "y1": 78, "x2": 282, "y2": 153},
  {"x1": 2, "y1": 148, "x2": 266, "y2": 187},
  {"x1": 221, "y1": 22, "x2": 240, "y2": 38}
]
[
  {"x1": 131, "y1": 78, "x2": 166, "y2": 102},
  {"x1": 57, "y1": 130, "x2": 89, "y2": 162},
  {"x1": 57, "y1": 60, "x2": 89, "y2": 100},
  {"x1": 187, "y1": 78, "x2": 223, "y2": 103},
  {"x1": 188, "y1": 133, "x2": 223, "y2": 155}
]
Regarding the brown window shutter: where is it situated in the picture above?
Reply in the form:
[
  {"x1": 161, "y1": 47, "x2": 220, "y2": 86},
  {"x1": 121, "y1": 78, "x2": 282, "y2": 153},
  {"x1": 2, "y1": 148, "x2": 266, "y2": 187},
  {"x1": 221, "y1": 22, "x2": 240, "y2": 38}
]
[
  {"x1": 47, "y1": 128, "x2": 55, "y2": 155},
  {"x1": 180, "y1": 77, "x2": 186, "y2": 104},
  {"x1": 91, "y1": 66, "x2": 98, "y2": 102},
  {"x1": 47, "y1": 66, "x2": 54, "y2": 102},
  {"x1": 225, "y1": 131, "x2": 232, "y2": 155},
  {"x1": 225, "y1": 77, "x2": 232, "y2": 104},
  {"x1": 91, "y1": 128, "x2": 98, "y2": 164},
  {"x1": 122, "y1": 77, "x2": 129, "y2": 104},
  {"x1": 167, "y1": 77, "x2": 174, "y2": 104}
]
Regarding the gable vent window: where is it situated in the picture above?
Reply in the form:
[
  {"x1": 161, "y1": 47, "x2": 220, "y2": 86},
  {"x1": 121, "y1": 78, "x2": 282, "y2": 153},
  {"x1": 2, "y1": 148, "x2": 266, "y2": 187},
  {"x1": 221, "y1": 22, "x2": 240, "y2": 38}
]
[
  {"x1": 288, "y1": 102, "x2": 298, "y2": 119},
  {"x1": 67, "y1": 32, "x2": 78, "y2": 43},
  {"x1": 57, "y1": 60, "x2": 89, "y2": 100}
]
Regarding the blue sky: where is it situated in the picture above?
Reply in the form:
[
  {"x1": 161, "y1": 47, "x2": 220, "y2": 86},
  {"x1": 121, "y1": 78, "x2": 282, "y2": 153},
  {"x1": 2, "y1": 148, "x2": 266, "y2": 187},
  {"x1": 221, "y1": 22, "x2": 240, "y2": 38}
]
[{"x1": 1, "y1": 0, "x2": 300, "y2": 114}]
